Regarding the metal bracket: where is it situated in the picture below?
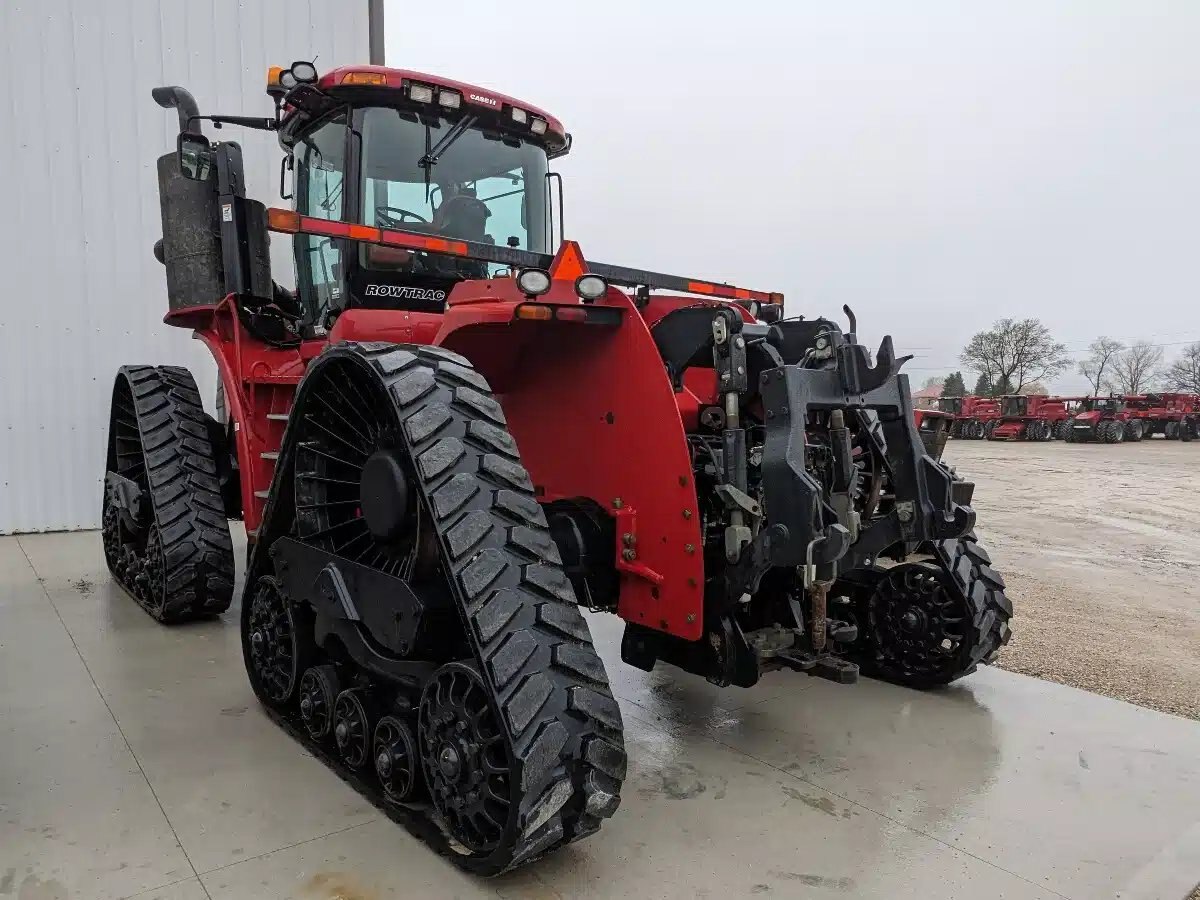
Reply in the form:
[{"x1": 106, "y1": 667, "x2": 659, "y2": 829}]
[{"x1": 613, "y1": 507, "x2": 664, "y2": 586}]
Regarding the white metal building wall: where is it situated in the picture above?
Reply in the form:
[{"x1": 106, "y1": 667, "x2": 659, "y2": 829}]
[{"x1": 0, "y1": 1, "x2": 371, "y2": 532}]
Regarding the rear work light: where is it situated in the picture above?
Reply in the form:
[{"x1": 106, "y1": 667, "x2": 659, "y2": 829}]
[
  {"x1": 574, "y1": 275, "x2": 607, "y2": 302},
  {"x1": 409, "y1": 83, "x2": 435, "y2": 103},
  {"x1": 516, "y1": 268, "x2": 552, "y2": 297},
  {"x1": 438, "y1": 89, "x2": 462, "y2": 109},
  {"x1": 511, "y1": 107, "x2": 528, "y2": 125},
  {"x1": 530, "y1": 117, "x2": 548, "y2": 135}
]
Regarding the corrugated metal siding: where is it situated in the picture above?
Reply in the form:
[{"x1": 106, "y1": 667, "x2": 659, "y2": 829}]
[{"x1": 0, "y1": 1, "x2": 370, "y2": 532}]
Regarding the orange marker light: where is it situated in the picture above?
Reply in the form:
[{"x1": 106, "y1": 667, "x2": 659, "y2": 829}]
[
  {"x1": 267, "y1": 66, "x2": 284, "y2": 86},
  {"x1": 341, "y1": 71, "x2": 388, "y2": 86},
  {"x1": 515, "y1": 304, "x2": 553, "y2": 321},
  {"x1": 266, "y1": 208, "x2": 300, "y2": 233}
]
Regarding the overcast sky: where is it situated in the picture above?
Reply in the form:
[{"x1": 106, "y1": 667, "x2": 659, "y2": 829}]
[{"x1": 385, "y1": 1, "x2": 1199, "y2": 392}]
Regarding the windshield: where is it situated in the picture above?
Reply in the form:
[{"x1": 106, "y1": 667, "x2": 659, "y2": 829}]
[{"x1": 358, "y1": 106, "x2": 550, "y2": 257}]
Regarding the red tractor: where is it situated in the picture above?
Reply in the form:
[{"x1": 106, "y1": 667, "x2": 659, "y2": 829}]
[
  {"x1": 1125, "y1": 393, "x2": 1197, "y2": 441},
  {"x1": 986, "y1": 394, "x2": 1070, "y2": 441},
  {"x1": 1065, "y1": 395, "x2": 1140, "y2": 442},
  {"x1": 938, "y1": 395, "x2": 1000, "y2": 439},
  {"x1": 101, "y1": 62, "x2": 1011, "y2": 874}
]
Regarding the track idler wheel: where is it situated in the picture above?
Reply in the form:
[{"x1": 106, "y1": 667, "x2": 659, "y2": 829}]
[
  {"x1": 419, "y1": 661, "x2": 514, "y2": 859},
  {"x1": 245, "y1": 576, "x2": 312, "y2": 709},
  {"x1": 333, "y1": 689, "x2": 374, "y2": 770},
  {"x1": 298, "y1": 665, "x2": 341, "y2": 741},
  {"x1": 374, "y1": 715, "x2": 420, "y2": 803}
]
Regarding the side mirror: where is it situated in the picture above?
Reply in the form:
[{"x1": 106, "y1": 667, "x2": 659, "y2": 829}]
[
  {"x1": 177, "y1": 132, "x2": 213, "y2": 181},
  {"x1": 279, "y1": 153, "x2": 294, "y2": 200}
]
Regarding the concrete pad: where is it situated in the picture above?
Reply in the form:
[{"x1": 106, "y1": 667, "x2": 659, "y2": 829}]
[
  {"x1": 0, "y1": 534, "x2": 41, "y2": 601},
  {"x1": 125, "y1": 877, "x2": 211, "y2": 899},
  {"x1": 15, "y1": 529, "x2": 109, "y2": 587},
  {"x1": 42, "y1": 583, "x2": 377, "y2": 876},
  {"x1": 5, "y1": 530, "x2": 1199, "y2": 900},
  {"x1": 509, "y1": 707, "x2": 1061, "y2": 900},
  {"x1": 199, "y1": 819, "x2": 487, "y2": 900},
  {"x1": 0, "y1": 542, "x2": 194, "y2": 900},
  {"x1": 682, "y1": 667, "x2": 1200, "y2": 900}
]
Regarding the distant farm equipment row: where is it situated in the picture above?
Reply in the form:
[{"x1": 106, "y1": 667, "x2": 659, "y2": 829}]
[{"x1": 929, "y1": 393, "x2": 1200, "y2": 444}]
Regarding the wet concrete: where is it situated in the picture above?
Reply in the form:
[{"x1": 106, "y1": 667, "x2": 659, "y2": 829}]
[{"x1": 2, "y1": 529, "x2": 1197, "y2": 899}]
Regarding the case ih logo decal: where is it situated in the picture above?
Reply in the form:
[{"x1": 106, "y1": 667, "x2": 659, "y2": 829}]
[
  {"x1": 364, "y1": 285, "x2": 446, "y2": 301},
  {"x1": 469, "y1": 93, "x2": 498, "y2": 107}
]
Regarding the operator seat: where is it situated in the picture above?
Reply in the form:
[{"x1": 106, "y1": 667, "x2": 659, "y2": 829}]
[{"x1": 433, "y1": 190, "x2": 491, "y2": 243}]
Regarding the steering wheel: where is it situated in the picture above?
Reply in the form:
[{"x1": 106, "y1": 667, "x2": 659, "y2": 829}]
[{"x1": 375, "y1": 206, "x2": 429, "y2": 228}]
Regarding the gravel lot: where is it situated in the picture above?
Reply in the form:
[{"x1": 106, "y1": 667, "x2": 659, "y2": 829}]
[{"x1": 943, "y1": 437, "x2": 1200, "y2": 720}]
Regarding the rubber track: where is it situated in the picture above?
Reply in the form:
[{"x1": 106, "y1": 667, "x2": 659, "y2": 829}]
[
  {"x1": 249, "y1": 343, "x2": 626, "y2": 874},
  {"x1": 926, "y1": 529, "x2": 1013, "y2": 682},
  {"x1": 106, "y1": 365, "x2": 234, "y2": 621}
]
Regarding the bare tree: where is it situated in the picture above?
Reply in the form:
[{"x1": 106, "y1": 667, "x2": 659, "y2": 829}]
[
  {"x1": 1110, "y1": 341, "x2": 1164, "y2": 394},
  {"x1": 1162, "y1": 342, "x2": 1200, "y2": 393},
  {"x1": 921, "y1": 375, "x2": 945, "y2": 390},
  {"x1": 960, "y1": 318, "x2": 1070, "y2": 392},
  {"x1": 1017, "y1": 381, "x2": 1049, "y2": 395},
  {"x1": 1078, "y1": 337, "x2": 1124, "y2": 396}
]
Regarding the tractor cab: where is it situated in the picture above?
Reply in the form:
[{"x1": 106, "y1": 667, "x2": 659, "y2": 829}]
[
  {"x1": 1080, "y1": 395, "x2": 1123, "y2": 413},
  {"x1": 158, "y1": 62, "x2": 569, "y2": 333},
  {"x1": 999, "y1": 395, "x2": 1027, "y2": 417},
  {"x1": 276, "y1": 66, "x2": 568, "y2": 326},
  {"x1": 936, "y1": 396, "x2": 963, "y2": 415}
]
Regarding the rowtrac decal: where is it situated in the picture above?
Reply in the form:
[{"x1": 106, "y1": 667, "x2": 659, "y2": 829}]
[{"x1": 363, "y1": 285, "x2": 447, "y2": 301}]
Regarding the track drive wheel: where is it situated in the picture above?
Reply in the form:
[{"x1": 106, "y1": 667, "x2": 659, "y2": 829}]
[
  {"x1": 1166, "y1": 422, "x2": 1179, "y2": 440},
  {"x1": 419, "y1": 661, "x2": 516, "y2": 853},
  {"x1": 102, "y1": 365, "x2": 235, "y2": 622},
  {"x1": 848, "y1": 531, "x2": 1012, "y2": 688}
]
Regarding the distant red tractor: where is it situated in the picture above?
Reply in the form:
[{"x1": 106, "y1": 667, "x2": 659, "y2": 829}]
[
  {"x1": 1065, "y1": 396, "x2": 1139, "y2": 443},
  {"x1": 986, "y1": 395, "x2": 1070, "y2": 442},
  {"x1": 937, "y1": 395, "x2": 1000, "y2": 440},
  {"x1": 1124, "y1": 393, "x2": 1198, "y2": 441}
]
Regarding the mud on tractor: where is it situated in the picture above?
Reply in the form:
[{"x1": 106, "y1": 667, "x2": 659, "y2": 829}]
[
  {"x1": 938, "y1": 395, "x2": 1000, "y2": 440},
  {"x1": 986, "y1": 395, "x2": 1069, "y2": 442},
  {"x1": 100, "y1": 61, "x2": 1012, "y2": 874},
  {"x1": 1065, "y1": 395, "x2": 1140, "y2": 443}
]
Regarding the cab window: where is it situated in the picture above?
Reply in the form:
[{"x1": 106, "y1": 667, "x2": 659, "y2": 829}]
[{"x1": 294, "y1": 112, "x2": 348, "y2": 323}]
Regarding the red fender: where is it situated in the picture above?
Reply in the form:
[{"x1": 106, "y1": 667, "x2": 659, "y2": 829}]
[{"x1": 436, "y1": 288, "x2": 706, "y2": 640}]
